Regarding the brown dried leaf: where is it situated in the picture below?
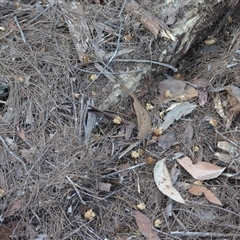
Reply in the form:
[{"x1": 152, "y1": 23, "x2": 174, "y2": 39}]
[
  {"x1": 4, "y1": 198, "x2": 22, "y2": 218},
  {"x1": 134, "y1": 211, "x2": 160, "y2": 240},
  {"x1": 188, "y1": 185, "x2": 205, "y2": 196},
  {"x1": 183, "y1": 85, "x2": 198, "y2": 100},
  {"x1": 159, "y1": 79, "x2": 186, "y2": 103},
  {"x1": 159, "y1": 80, "x2": 197, "y2": 104},
  {"x1": 120, "y1": 83, "x2": 151, "y2": 139},
  {"x1": 203, "y1": 188, "x2": 223, "y2": 206},
  {"x1": 188, "y1": 185, "x2": 222, "y2": 205},
  {"x1": 177, "y1": 157, "x2": 226, "y2": 180}
]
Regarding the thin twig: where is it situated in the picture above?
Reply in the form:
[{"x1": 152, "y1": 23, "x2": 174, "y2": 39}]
[
  {"x1": 79, "y1": 95, "x2": 85, "y2": 141},
  {"x1": 69, "y1": 74, "x2": 78, "y2": 129},
  {"x1": 118, "y1": 141, "x2": 141, "y2": 159},
  {"x1": 170, "y1": 231, "x2": 238, "y2": 238},
  {"x1": 81, "y1": 187, "x2": 124, "y2": 201},
  {"x1": 27, "y1": 4, "x2": 53, "y2": 26},
  {"x1": 113, "y1": 59, "x2": 178, "y2": 72},
  {"x1": 0, "y1": 135, "x2": 27, "y2": 173},
  {"x1": 101, "y1": 162, "x2": 145, "y2": 179},
  {"x1": 0, "y1": 30, "x2": 13, "y2": 40},
  {"x1": 154, "y1": 229, "x2": 181, "y2": 240},
  {"x1": 66, "y1": 175, "x2": 86, "y2": 205},
  {"x1": 215, "y1": 129, "x2": 239, "y2": 147},
  {"x1": 186, "y1": 200, "x2": 240, "y2": 217},
  {"x1": 14, "y1": 16, "x2": 26, "y2": 43}
]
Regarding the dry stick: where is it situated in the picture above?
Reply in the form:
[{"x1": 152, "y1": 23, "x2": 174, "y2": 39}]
[
  {"x1": 14, "y1": 16, "x2": 26, "y2": 43},
  {"x1": 154, "y1": 229, "x2": 182, "y2": 240},
  {"x1": 118, "y1": 141, "x2": 141, "y2": 159},
  {"x1": 186, "y1": 200, "x2": 240, "y2": 217},
  {"x1": 0, "y1": 30, "x2": 13, "y2": 40},
  {"x1": 69, "y1": 74, "x2": 78, "y2": 129},
  {"x1": 215, "y1": 129, "x2": 239, "y2": 147},
  {"x1": 69, "y1": 183, "x2": 124, "y2": 201},
  {"x1": 113, "y1": 59, "x2": 178, "y2": 72},
  {"x1": 81, "y1": 187, "x2": 124, "y2": 201},
  {"x1": 79, "y1": 95, "x2": 85, "y2": 141},
  {"x1": 101, "y1": 162, "x2": 145, "y2": 179},
  {"x1": 27, "y1": 4, "x2": 53, "y2": 26},
  {"x1": 0, "y1": 135, "x2": 27, "y2": 173},
  {"x1": 102, "y1": 149, "x2": 169, "y2": 179},
  {"x1": 170, "y1": 231, "x2": 238, "y2": 238},
  {"x1": 66, "y1": 175, "x2": 86, "y2": 205}
]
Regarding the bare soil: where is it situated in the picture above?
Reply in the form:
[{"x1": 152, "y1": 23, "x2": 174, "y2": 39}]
[{"x1": 0, "y1": 1, "x2": 239, "y2": 240}]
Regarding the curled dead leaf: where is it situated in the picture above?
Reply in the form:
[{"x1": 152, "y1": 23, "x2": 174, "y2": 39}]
[
  {"x1": 154, "y1": 158, "x2": 185, "y2": 204},
  {"x1": 188, "y1": 185, "x2": 222, "y2": 205},
  {"x1": 177, "y1": 156, "x2": 226, "y2": 180},
  {"x1": 120, "y1": 83, "x2": 151, "y2": 139}
]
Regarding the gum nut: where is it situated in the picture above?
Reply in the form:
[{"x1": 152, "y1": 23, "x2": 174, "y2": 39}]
[
  {"x1": 84, "y1": 209, "x2": 96, "y2": 221},
  {"x1": 136, "y1": 202, "x2": 145, "y2": 211},
  {"x1": 154, "y1": 219, "x2": 162, "y2": 228},
  {"x1": 113, "y1": 116, "x2": 122, "y2": 124},
  {"x1": 131, "y1": 151, "x2": 140, "y2": 159},
  {"x1": 145, "y1": 156, "x2": 155, "y2": 165}
]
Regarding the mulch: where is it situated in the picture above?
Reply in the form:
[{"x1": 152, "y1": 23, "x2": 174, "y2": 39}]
[{"x1": 0, "y1": 1, "x2": 239, "y2": 239}]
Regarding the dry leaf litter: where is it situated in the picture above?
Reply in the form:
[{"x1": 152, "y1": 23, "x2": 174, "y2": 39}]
[{"x1": 0, "y1": 1, "x2": 239, "y2": 239}]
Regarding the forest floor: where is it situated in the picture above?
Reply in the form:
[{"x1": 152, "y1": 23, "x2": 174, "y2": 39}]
[{"x1": 0, "y1": 1, "x2": 240, "y2": 240}]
